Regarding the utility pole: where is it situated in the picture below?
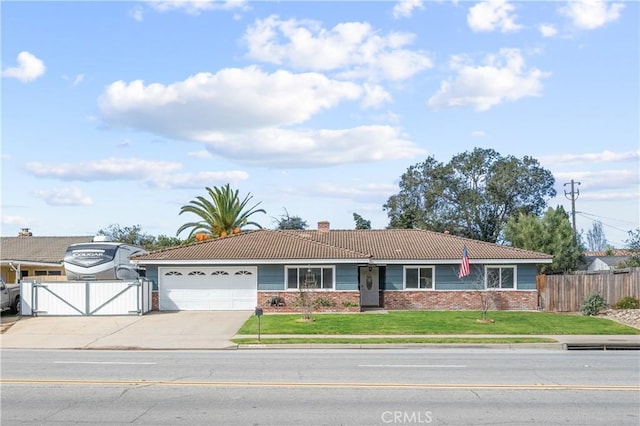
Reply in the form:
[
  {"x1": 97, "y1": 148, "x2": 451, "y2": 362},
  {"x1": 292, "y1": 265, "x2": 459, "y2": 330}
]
[{"x1": 564, "y1": 180, "x2": 580, "y2": 243}]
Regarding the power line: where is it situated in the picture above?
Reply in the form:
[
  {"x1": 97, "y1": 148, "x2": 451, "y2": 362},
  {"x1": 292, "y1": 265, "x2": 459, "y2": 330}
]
[
  {"x1": 576, "y1": 211, "x2": 639, "y2": 227},
  {"x1": 576, "y1": 212, "x2": 630, "y2": 234}
]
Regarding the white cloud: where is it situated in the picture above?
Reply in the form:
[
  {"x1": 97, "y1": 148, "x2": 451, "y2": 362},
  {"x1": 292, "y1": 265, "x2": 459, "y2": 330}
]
[
  {"x1": 130, "y1": 0, "x2": 248, "y2": 21},
  {"x1": 310, "y1": 182, "x2": 398, "y2": 202},
  {"x1": 2, "y1": 51, "x2": 46, "y2": 83},
  {"x1": 202, "y1": 126, "x2": 425, "y2": 167},
  {"x1": 97, "y1": 68, "x2": 422, "y2": 168},
  {"x1": 576, "y1": 192, "x2": 639, "y2": 201},
  {"x1": 147, "y1": 171, "x2": 249, "y2": 189},
  {"x1": 24, "y1": 158, "x2": 183, "y2": 181},
  {"x1": 471, "y1": 130, "x2": 487, "y2": 137},
  {"x1": 467, "y1": 0, "x2": 522, "y2": 33},
  {"x1": 243, "y1": 15, "x2": 432, "y2": 81},
  {"x1": 541, "y1": 150, "x2": 640, "y2": 165},
  {"x1": 23, "y1": 157, "x2": 250, "y2": 189},
  {"x1": 1, "y1": 215, "x2": 30, "y2": 227},
  {"x1": 427, "y1": 49, "x2": 550, "y2": 111},
  {"x1": 554, "y1": 169, "x2": 639, "y2": 192},
  {"x1": 33, "y1": 187, "x2": 93, "y2": 206},
  {"x1": 393, "y1": 0, "x2": 424, "y2": 19},
  {"x1": 99, "y1": 67, "x2": 365, "y2": 135},
  {"x1": 146, "y1": 0, "x2": 248, "y2": 15},
  {"x1": 187, "y1": 150, "x2": 214, "y2": 159},
  {"x1": 561, "y1": 0, "x2": 625, "y2": 30},
  {"x1": 129, "y1": 5, "x2": 145, "y2": 21},
  {"x1": 539, "y1": 23, "x2": 558, "y2": 37}
]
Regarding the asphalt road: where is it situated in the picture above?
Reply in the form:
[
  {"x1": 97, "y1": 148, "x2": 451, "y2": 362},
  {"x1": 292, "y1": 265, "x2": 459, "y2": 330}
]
[{"x1": 2, "y1": 349, "x2": 639, "y2": 425}]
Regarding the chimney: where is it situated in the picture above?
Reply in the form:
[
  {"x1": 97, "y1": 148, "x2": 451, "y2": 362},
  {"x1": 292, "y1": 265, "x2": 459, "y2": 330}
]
[
  {"x1": 18, "y1": 228, "x2": 32, "y2": 237},
  {"x1": 317, "y1": 221, "x2": 330, "y2": 233}
]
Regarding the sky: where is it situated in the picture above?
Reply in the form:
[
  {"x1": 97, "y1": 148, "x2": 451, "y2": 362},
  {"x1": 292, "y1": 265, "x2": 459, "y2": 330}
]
[{"x1": 1, "y1": 0, "x2": 638, "y2": 248}]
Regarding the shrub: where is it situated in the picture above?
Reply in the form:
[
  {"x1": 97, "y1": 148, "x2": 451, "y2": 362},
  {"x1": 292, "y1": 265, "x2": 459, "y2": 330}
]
[
  {"x1": 342, "y1": 301, "x2": 359, "y2": 308},
  {"x1": 580, "y1": 293, "x2": 607, "y2": 316},
  {"x1": 313, "y1": 297, "x2": 336, "y2": 308},
  {"x1": 612, "y1": 296, "x2": 640, "y2": 310}
]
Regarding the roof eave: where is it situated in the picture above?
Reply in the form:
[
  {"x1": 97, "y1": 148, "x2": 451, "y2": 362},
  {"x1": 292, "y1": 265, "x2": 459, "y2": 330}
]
[{"x1": 133, "y1": 257, "x2": 371, "y2": 266}]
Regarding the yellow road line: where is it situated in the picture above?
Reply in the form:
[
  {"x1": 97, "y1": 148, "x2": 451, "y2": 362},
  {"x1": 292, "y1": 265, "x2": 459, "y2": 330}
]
[{"x1": 1, "y1": 379, "x2": 638, "y2": 391}]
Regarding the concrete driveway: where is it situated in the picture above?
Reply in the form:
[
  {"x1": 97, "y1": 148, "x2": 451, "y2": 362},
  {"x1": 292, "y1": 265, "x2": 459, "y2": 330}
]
[{"x1": 0, "y1": 311, "x2": 252, "y2": 350}]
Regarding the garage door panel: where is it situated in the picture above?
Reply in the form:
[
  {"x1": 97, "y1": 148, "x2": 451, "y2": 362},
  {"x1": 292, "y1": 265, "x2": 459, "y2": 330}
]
[{"x1": 160, "y1": 267, "x2": 257, "y2": 311}]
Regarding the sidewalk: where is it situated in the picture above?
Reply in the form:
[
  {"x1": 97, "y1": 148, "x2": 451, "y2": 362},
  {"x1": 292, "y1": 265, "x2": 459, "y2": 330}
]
[
  {"x1": 232, "y1": 334, "x2": 640, "y2": 350},
  {"x1": 2, "y1": 313, "x2": 639, "y2": 350}
]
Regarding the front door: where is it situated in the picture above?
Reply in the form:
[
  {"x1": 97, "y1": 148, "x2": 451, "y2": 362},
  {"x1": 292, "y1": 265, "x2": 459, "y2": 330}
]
[{"x1": 359, "y1": 266, "x2": 379, "y2": 307}]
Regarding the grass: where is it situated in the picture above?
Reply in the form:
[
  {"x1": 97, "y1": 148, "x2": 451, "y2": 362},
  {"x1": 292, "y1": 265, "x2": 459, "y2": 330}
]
[
  {"x1": 237, "y1": 311, "x2": 640, "y2": 335},
  {"x1": 232, "y1": 337, "x2": 558, "y2": 345}
]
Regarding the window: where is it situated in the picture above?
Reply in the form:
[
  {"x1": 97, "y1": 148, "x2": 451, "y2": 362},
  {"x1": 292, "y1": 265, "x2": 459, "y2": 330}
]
[
  {"x1": 234, "y1": 270, "x2": 253, "y2": 275},
  {"x1": 164, "y1": 271, "x2": 183, "y2": 276},
  {"x1": 486, "y1": 266, "x2": 515, "y2": 289},
  {"x1": 188, "y1": 271, "x2": 206, "y2": 276},
  {"x1": 212, "y1": 270, "x2": 230, "y2": 276},
  {"x1": 35, "y1": 270, "x2": 61, "y2": 276},
  {"x1": 404, "y1": 266, "x2": 433, "y2": 289},
  {"x1": 286, "y1": 267, "x2": 334, "y2": 290}
]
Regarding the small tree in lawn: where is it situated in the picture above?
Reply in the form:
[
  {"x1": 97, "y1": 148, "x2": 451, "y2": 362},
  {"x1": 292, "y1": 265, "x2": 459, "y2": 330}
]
[
  {"x1": 457, "y1": 249, "x2": 496, "y2": 323},
  {"x1": 463, "y1": 267, "x2": 497, "y2": 322},
  {"x1": 298, "y1": 268, "x2": 317, "y2": 321}
]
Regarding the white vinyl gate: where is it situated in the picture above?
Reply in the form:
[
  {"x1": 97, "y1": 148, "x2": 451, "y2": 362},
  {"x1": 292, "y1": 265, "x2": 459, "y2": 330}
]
[
  {"x1": 159, "y1": 266, "x2": 257, "y2": 311},
  {"x1": 20, "y1": 280, "x2": 152, "y2": 316}
]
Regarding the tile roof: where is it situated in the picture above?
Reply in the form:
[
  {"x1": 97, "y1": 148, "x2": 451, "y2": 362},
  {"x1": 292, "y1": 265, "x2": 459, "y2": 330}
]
[
  {"x1": 1, "y1": 236, "x2": 95, "y2": 264},
  {"x1": 133, "y1": 229, "x2": 553, "y2": 263},
  {"x1": 583, "y1": 250, "x2": 633, "y2": 257}
]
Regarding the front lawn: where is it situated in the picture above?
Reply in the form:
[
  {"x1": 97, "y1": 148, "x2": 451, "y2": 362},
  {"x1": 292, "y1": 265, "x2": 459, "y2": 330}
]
[{"x1": 237, "y1": 311, "x2": 640, "y2": 335}]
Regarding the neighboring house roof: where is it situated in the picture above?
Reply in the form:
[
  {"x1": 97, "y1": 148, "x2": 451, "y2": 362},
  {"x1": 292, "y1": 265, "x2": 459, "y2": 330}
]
[
  {"x1": 580, "y1": 251, "x2": 634, "y2": 270},
  {"x1": 133, "y1": 229, "x2": 553, "y2": 265},
  {"x1": 583, "y1": 250, "x2": 633, "y2": 257},
  {"x1": 0, "y1": 236, "x2": 95, "y2": 266}
]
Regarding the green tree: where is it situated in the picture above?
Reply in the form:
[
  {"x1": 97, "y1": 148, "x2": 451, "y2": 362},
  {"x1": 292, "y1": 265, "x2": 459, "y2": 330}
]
[
  {"x1": 98, "y1": 224, "x2": 156, "y2": 248},
  {"x1": 384, "y1": 148, "x2": 556, "y2": 242},
  {"x1": 616, "y1": 228, "x2": 640, "y2": 268},
  {"x1": 275, "y1": 208, "x2": 308, "y2": 230},
  {"x1": 503, "y1": 206, "x2": 583, "y2": 274},
  {"x1": 585, "y1": 221, "x2": 608, "y2": 251},
  {"x1": 353, "y1": 213, "x2": 371, "y2": 229},
  {"x1": 177, "y1": 184, "x2": 266, "y2": 239},
  {"x1": 97, "y1": 224, "x2": 185, "y2": 251}
]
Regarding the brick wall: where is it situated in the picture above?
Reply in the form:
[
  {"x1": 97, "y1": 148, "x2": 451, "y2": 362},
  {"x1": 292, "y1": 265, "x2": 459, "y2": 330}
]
[
  {"x1": 381, "y1": 290, "x2": 538, "y2": 311},
  {"x1": 258, "y1": 291, "x2": 360, "y2": 313},
  {"x1": 152, "y1": 291, "x2": 159, "y2": 311}
]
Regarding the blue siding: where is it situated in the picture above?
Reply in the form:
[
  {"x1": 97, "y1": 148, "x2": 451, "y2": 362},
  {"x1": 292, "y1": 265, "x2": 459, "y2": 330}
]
[
  {"x1": 257, "y1": 265, "x2": 285, "y2": 291},
  {"x1": 516, "y1": 265, "x2": 537, "y2": 290},
  {"x1": 383, "y1": 263, "x2": 538, "y2": 291},
  {"x1": 436, "y1": 265, "x2": 483, "y2": 290},
  {"x1": 383, "y1": 265, "x2": 404, "y2": 290},
  {"x1": 336, "y1": 265, "x2": 358, "y2": 290}
]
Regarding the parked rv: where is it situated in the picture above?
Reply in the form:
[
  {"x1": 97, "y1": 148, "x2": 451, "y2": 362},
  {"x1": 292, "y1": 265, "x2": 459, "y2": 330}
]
[{"x1": 63, "y1": 236, "x2": 148, "y2": 281}]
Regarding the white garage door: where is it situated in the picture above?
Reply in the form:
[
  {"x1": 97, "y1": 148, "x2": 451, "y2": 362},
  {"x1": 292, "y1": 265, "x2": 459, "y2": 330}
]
[{"x1": 159, "y1": 267, "x2": 257, "y2": 311}]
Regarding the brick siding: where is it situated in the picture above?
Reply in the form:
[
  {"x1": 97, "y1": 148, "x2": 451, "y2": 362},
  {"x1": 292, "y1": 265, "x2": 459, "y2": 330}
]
[
  {"x1": 152, "y1": 291, "x2": 159, "y2": 311},
  {"x1": 258, "y1": 291, "x2": 360, "y2": 313},
  {"x1": 381, "y1": 290, "x2": 538, "y2": 311}
]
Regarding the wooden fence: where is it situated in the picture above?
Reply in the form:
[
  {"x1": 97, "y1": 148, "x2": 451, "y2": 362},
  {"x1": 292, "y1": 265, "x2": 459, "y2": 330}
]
[{"x1": 537, "y1": 269, "x2": 640, "y2": 312}]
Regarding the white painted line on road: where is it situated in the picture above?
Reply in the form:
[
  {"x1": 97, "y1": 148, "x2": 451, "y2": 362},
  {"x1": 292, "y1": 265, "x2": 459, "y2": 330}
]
[
  {"x1": 358, "y1": 364, "x2": 467, "y2": 368},
  {"x1": 54, "y1": 361, "x2": 157, "y2": 365}
]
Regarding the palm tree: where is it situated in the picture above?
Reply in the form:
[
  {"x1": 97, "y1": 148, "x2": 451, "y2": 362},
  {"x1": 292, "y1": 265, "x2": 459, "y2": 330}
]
[{"x1": 177, "y1": 184, "x2": 266, "y2": 239}]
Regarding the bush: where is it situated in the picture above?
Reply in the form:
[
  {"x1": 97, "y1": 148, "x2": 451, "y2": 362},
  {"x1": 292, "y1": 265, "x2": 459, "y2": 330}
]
[
  {"x1": 580, "y1": 293, "x2": 607, "y2": 316},
  {"x1": 313, "y1": 297, "x2": 336, "y2": 308},
  {"x1": 612, "y1": 296, "x2": 640, "y2": 310}
]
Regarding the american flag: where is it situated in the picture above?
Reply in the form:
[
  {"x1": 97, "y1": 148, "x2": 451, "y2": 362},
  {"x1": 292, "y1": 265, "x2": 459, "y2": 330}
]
[{"x1": 458, "y1": 245, "x2": 470, "y2": 279}]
